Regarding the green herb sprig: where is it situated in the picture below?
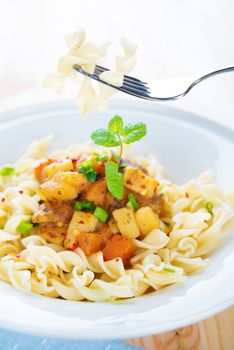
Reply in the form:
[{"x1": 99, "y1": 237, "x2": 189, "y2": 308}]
[
  {"x1": 91, "y1": 115, "x2": 147, "y2": 199},
  {"x1": 91, "y1": 116, "x2": 146, "y2": 164}
]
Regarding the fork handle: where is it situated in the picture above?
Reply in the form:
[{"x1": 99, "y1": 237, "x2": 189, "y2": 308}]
[{"x1": 191, "y1": 65, "x2": 234, "y2": 90}]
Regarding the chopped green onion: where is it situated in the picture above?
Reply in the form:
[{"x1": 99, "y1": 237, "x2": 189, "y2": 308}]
[
  {"x1": 205, "y1": 202, "x2": 213, "y2": 215},
  {"x1": 127, "y1": 193, "x2": 139, "y2": 211},
  {"x1": 74, "y1": 200, "x2": 95, "y2": 212},
  {"x1": 0, "y1": 166, "x2": 15, "y2": 176},
  {"x1": 92, "y1": 153, "x2": 108, "y2": 162},
  {"x1": 74, "y1": 202, "x2": 83, "y2": 211},
  {"x1": 162, "y1": 220, "x2": 170, "y2": 227},
  {"x1": 94, "y1": 206, "x2": 109, "y2": 222},
  {"x1": 78, "y1": 160, "x2": 97, "y2": 183},
  {"x1": 163, "y1": 267, "x2": 176, "y2": 273},
  {"x1": 127, "y1": 201, "x2": 134, "y2": 209},
  {"x1": 79, "y1": 160, "x2": 94, "y2": 169},
  {"x1": 86, "y1": 170, "x2": 97, "y2": 182},
  {"x1": 17, "y1": 220, "x2": 33, "y2": 234}
]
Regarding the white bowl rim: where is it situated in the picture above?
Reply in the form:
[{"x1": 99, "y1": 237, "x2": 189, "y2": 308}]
[{"x1": 0, "y1": 98, "x2": 233, "y2": 340}]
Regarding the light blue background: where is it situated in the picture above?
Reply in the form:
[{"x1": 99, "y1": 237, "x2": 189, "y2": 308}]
[{"x1": 0, "y1": 329, "x2": 142, "y2": 350}]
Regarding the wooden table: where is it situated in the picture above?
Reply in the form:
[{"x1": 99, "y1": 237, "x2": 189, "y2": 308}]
[{"x1": 126, "y1": 306, "x2": 234, "y2": 350}]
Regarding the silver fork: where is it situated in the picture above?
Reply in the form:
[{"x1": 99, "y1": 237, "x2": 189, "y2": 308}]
[{"x1": 73, "y1": 64, "x2": 234, "y2": 101}]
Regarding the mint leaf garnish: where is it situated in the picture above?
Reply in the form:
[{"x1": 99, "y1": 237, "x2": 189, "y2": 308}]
[
  {"x1": 91, "y1": 117, "x2": 146, "y2": 160},
  {"x1": 105, "y1": 161, "x2": 124, "y2": 199},
  {"x1": 121, "y1": 123, "x2": 147, "y2": 144},
  {"x1": 108, "y1": 115, "x2": 123, "y2": 133},
  {"x1": 91, "y1": 129, "x2": 120, "y2": 147}
]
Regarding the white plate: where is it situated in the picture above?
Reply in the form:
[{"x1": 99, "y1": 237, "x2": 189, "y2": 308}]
[{"x1": 0, "y1": 99, "x2": 233, "y2": 340}]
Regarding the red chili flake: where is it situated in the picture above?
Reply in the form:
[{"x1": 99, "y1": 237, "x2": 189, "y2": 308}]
[
  {"x1": 185, "y1": 192, "x2": 189, "y2": 198},
  {"x1": 1, "y1": 198, "x2": 5, "y2": 202},
  {"x1": 16, "y1": 254, "x2": 20, "y2": 258},
  {"x1": 71, "y1": 244, "x2": 78, "y2": 251},
  {"x1": 70, "y1": 169, "x2": 76, "y2": 172},
  {"x1": 141, "y1": 184, "x2": 147, "y2": 189},
  {"x1": 71, "y1": 158, "x2": 77, "y2": 164},
  {"x1": 79, "y1": 221, "x2": 84, "y2": 224},
  {"x1": 126, "y1": 180, "x2": 132, "y2": 185},
  {"x1": 18, "y1": 190, "x2": 24, "y2": 194}
]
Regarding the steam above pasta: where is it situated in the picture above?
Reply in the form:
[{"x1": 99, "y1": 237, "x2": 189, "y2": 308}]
[{"x1": 0, "y1": 137, "x2": 233, "y2": 302}]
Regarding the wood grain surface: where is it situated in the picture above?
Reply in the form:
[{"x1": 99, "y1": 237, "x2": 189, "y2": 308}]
[{"x1": 126, "y1": 306, "x2": 234, "y2": 350}]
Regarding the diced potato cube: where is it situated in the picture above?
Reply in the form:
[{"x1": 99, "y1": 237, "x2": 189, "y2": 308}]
[
  {"x1": 64, "y1": 228, "x2": 80, "y2": 249},
  {"x1": 112, "y1": 208, "x2": 140, "y2": 239},
  {"x1": 124, "y1": 167, "x2": 158, "y2": 198},
  {"x1": 44, "y1": 159, "x2": 74, "y2": 178},
  {"x1": 67, "y1": 211, "x2": 98, "y2": 235},
  {"x1": 65, "y1": 212, "x2": 99, "y2": 249},
  {"x1": 135, "y1": 206, "x2": 160, "y2": 236},
  {"x1": 38, "y1": 223, "x2": 67, "y2": 246},
  {"x1": 37, "y1": 172, "x2": 89, "y2": 201},
  {"x1": 54, "y1": 171, "x2": 89, "y2": 190},
  {"x1": 37, "y1": 180, "x2": 78, "y2": 201},
  {"x1": 108, "y1": 217, "x2": 120, "y2": 234}
]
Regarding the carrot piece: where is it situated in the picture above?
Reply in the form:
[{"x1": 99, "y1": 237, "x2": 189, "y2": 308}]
[
  {"x1": 34, "y1": 159, "x2": 54, "y2": 182},
  {"x1": 77, "y1": 233, "x2": 105, "y2": 256},
  {"x1": 85, "y1": 178, "x2": 107, "y2": 206},
  {"x1": 92, "y1": 160, "x2": 105, "y2": 175},
  {"x1": 99, "y1": 223, "x2": 113, "y2": 242},
  {"x1": 103, "y1": 235, "x2": 135, "y2": 266}
]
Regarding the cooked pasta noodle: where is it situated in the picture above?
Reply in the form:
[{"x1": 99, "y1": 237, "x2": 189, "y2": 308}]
[
  {"x1": 0, "y1": 137, "x2": 233, "y2": 302},
  {"x1": 43, "y1": 29, "x2": 137, "y2": 114}
]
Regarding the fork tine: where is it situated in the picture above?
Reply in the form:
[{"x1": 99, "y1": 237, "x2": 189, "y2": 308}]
[
  {"x1": 94, "y1": 66, "x2": 149, "y2": 92},
  {"x1": 95, "y1": 65, "x2": 148, "y2": 86},
  {"x1": 90, "y1": 65, "x2": 149, "y2": 92},
  {"x1": 120, "y1": 84, "x2": 150, "y2": 97},
  {"x1": 93, "y1": 72, "x2": 150, "y2": 94},
  {"x1": 122, "y1": 79, "x2": 150, "y2": 92},
  {"x1": 74, "y1": 65, "x2": 150, "y2": 98},
  {"x1": 121, "y1": 81, "x2": 150, "y2": 93}
]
